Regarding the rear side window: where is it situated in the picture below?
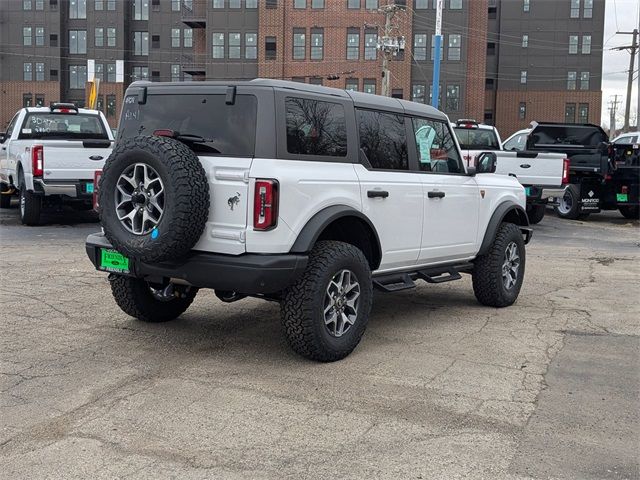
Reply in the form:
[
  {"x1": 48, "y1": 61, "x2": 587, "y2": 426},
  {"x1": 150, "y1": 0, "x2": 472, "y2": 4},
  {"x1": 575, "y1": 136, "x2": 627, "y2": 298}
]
[
  {"x1": 285, "y1": 97, "x2": 347, "y2": 157},
  {"x1": 357, "y1": 109, "x2": 408, "y2": 170},
  {"x1": 18, "y1": 113, "x2": 108, "y2": 140},
  {"x1": 503, "y1": 133, "x2": 527, "y2": 151},
  {"x1": 413, "y1": 118, "x2": 461, "y2": 173},
  {"x1": 119, "y1": 94, "x2": 257, "y2": 156},
  {"x1": 453, "y1": 127, "x2": 500, "y2": 150}
]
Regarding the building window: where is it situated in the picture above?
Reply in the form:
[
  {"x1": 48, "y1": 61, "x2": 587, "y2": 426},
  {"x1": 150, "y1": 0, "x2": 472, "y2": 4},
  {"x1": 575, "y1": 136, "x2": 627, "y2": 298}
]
[
  {"x1": 132, "y1": 66, "x2": 149, "y2": 81},
  {"x1": 35, "y1": 95, "x2": 45, "y2": 106},
  {"x1": 107, "y1": 63, "x2": 116, "y2": 82},
  {"x1": 134, "y1": 31, "x2": 149, "y2": 56},
  {"x1": 565, "y1": 103, "x2": 576, "y2": 122},
  {"x1": 23, "y1": 27, "x2": 32, "y2": 46},
  {"x1": 520, "y1": 70, "x2": 527, "y2": 84},
  {"x1": 363, "y1": 79, "x2": 376, "y2": 94},
  {"x1": 35, "y1": 0, "x2": 43, "y2": 8},
  {"x1": 107, "y1": 28, "x2": 116, "y2": 47},
  {"x1": 294, "y1": 0, "x2": 305, "y2": 8},
  {"x1": 213, "y1": 0, "x2": 223, "y2": 7},
  {"x1": 522, "y1": 34, "x2": 528, "y2": 48},
  {"x1": 583, "y1": 0, "x2": 592, "y2": 17},
  {"x1": 448, "y1": 34, "x2": 461, "y2": 60},
  {"x1": 24, "y1": 0, "x2": 32, "y2": 9},
  {"x1": 412, "y1": 84, "x2": 426, "y2": 103},
  {"x1": 309, "y1": 77, "x2": 323, "y2": 85},
  {"x1": 486, "y1": 42, "x2": 496, "y2": 55},
  {"x1": 171, "y1": 28, "x2": 180, "y2": 47},
  {"x1": 184, "y1": 28, "x2": 192, "y2": 47},
  {"x1": 69, "y1": 30, "x2": 87, "y2": 54},
  {"x1": 449, "y1": 0, "x2": 462, "y2": 9},
  {"x1": 23, "y1": 94, "x2": 33, "y2": 108},
  {"x1": 391, "y1": 89, "x2": 403, "y2": 99},
  {"x1": 50, "y1": 34, "x2": 58, "y2": 46},
  {"x1": 23, "y1": 63, "x2": 33, "y2": 81},
  {"x1": 569, "y1": 35, "x2": 578, "y2": 54},
  {"x1": 567, "y1": 71, "x2": 577, "y2": 90},
  {"x1": 265, "y1": 36, "x2": 277, "y2": 60},
  {"x1": 580, "y1": 71, "x2": 589, "y2": 90},
  {"x1": 311, "y1": 28, "x2": 324, "y2": 60},
  {"x1": 348, "y1": 0, "x2": 360, "y2": 8},
  {"x1": 484, "y1": 110, "x2": 494, "y2": 125},
  {"x1": 134, "y1": 0, "x2": 149, "y2": 20},
  {"x1": 107, "y1": 0, "x2": 115, "y2": 9},
  {"x1": 70, "y1": 65, "x2": 87, "y2": 89},
  {"x1": 365, "y1": 0, "x2": 377, "y2": 8},
  {"x1": 365, "y1": 30, "x2": 377, "y2": 60},
  {"x1": 429, "y1": 84, "x2": 442, "y2": 105},
  {"x1": 171, "y1": 0, "x2": 180, "y2": 10},
  {"x1": 171, "y1": 64, "x2": 180, "y2": 82},
  {"x1": 69, "y1": 0, "x2": 87, "y2": 18},
  {"x1": 446, "y1": 85, "x2": 460, "y2": 111},
  {"x1": 50, "y1": 69, "x2": 58, "y2": 80},
  {"x1": 416, "y1": 0, "x2": 427, "y2": 7},
  {"x1": 266, "y1": 0, "x2": 278, "y2": 7},
  {"x1": 95, "y1": 0, "x2": 103, "y2": 8},
  {"x1": 346, "y1": 78, "x2": 358, "y2": 91},
  {"x1": 519, "y1": 102, "x2": 526, "y2": 120},
  {"x1": 95, "y1": 63, "x2": 104, "y2": 81},
  {"x1": 414, "y1": 33, "x2": 427, "y2": 61},
  {"x1": 523, "y1": 0, "x2": 529, "y2": 12},
  {"x1": 431, "y1": 34, "x2": 443, "y2": 60},
  {"x1": 96, "y1": 96, "x2": 104, "y2": 111},
  {"x1": 212, "y1": 33, "x2": 224, "y2": 58},
  {"x1": 151, "y1": 34, "x2": 160, "y2": 49},
  {"x1": 107, "y1": 95, "x2": 116, "y2": 117},
  {"x1": 311, "y1": 0, "x2": 324, "y2": 7},
  {"x1": 245, "y1": 33, "x2": 257, "y2": 59},
  {"x1": 578, "y1": 103, "x2": 589, "y2": 123},
  {"x1": 246, "y1": 0, "x2": 257, "y2": 7},
  {"x1": 35, "y1": 27, "x2": 45, "y2": 46},
  {"x1": 229, "y1": 33, "x2": 241, "y2": 58},
  {"x1": 485, "y1": 78, "x2": 494, "y2": 90},
  {"x1": 229, "y1": 0, "x2": 241, "y2": 7},
  {"x1": 582, "y1": 35, "x2": 591, "y2": 54},
  {"x1": 293, "y1": 29, "x2": 306, "y2": 60},
  {"x1": 95, "y1": 27, "x2": 104, "y2": 47},
  {"x1": 570, "y1": 0, "x2": 579, "y2": 17},
  {"x1": 35, "y1": 62, "x2": 45, "y2": 81},
  {"x1": 347, "y1": 28, "x2": 360, "y2": 60}
]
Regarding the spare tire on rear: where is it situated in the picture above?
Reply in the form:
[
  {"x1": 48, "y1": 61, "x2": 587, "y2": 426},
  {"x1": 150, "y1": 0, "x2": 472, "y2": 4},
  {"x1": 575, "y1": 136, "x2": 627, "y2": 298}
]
[{"x1": 99, "y1": 135, "x2": 209, "y2": 263}]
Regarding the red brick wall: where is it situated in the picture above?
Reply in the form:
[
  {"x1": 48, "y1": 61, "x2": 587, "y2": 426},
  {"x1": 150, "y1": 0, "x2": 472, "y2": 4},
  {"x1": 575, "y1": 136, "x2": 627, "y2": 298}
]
[
  {"x1": 464, "y1": 0, "x2": 488, "y2": 121},
  {"x1": 0, "y1": 82, "x2": 60, "y2": 129}
]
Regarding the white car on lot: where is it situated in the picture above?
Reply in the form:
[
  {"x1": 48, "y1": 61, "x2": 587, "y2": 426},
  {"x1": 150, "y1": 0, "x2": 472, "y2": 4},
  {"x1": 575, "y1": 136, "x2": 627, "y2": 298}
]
[
  {"x1": 0, "y1": 103, "x2": 113, "y2": 224},
  {"x1": 86, "y1": 80, "x2": 532, "y2": 362}
]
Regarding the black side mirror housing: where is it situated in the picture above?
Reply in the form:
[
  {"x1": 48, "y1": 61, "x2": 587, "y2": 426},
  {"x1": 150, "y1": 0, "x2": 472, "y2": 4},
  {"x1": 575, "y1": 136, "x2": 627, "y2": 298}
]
[{"x1": 476, "y1": 152, "x2": 497, "y2": 174}]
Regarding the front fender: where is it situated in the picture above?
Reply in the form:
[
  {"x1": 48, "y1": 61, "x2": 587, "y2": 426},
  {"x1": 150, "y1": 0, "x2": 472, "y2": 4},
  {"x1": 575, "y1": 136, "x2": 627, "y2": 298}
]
[{"x1": 477, "y1": 202, "x2": 530, "y2": 256}]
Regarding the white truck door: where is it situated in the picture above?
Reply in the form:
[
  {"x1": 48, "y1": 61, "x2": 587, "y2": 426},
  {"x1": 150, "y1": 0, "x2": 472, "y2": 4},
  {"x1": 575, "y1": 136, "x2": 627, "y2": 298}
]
[{"x1": 0, "y1": 113, "x2": 20, "y2": 184}]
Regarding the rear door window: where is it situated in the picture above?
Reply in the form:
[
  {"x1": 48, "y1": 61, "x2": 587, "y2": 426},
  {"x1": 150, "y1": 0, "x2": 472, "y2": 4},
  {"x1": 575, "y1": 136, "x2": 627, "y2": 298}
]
[
  {"x1": 453, "y1": 127, "x2": 500, "y2": 150},
  {"x1": 285, "y1": 97, "x2": 347, "y2": 157},
  {"x1": 18, "y1": 113, "x2": 108, "y2": 140},
  {"x1": 504, "y1": 133, "x2": 527, "y2": 151},
  {"x1": 413, "y1": 118, "x2": 462, "y2": 173},
  {"x1": 357, "y1": 109, "x2": 408, "y2": 170},
  {"x1": 119, "y1": 94, "x2": 257, "y2": 156}
]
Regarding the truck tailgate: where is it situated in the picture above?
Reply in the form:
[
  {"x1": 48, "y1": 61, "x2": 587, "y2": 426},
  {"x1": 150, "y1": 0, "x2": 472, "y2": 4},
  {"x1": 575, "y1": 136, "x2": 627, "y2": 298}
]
[
  {"x1": 494, "y1": 151, "x2": 565, "y2": 187},
  {"x1": 41, "y1": 140, "x2": 111, "y2": 181}
]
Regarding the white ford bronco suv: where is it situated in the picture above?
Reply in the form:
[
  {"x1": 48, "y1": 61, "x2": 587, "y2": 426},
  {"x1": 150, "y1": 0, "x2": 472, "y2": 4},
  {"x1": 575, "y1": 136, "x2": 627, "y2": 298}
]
[{"x1": 86, "y1": 80, "x2": 531, "y2": 362}]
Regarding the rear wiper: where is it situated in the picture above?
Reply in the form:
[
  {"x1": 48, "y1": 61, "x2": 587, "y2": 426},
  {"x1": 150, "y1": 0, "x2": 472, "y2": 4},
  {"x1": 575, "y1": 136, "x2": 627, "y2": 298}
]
[{"x1": 152, "y1": 130, "x2": 220, "y2": 153}]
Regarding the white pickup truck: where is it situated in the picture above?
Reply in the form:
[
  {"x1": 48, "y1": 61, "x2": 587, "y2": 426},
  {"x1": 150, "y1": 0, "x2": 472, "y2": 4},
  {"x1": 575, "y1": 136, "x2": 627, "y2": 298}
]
[
  {"x1": 453, "y1": 120, "x2": 568, "y2": 224},
  {"x1": 0, "y1": 103, "x2": 113, "y2": 225}
]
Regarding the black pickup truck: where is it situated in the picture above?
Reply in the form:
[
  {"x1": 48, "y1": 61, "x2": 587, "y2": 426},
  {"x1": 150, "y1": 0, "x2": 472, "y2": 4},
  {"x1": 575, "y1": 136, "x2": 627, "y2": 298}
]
[{"x1": 524, "y1": 122, "x2": 639, "y2": 220}]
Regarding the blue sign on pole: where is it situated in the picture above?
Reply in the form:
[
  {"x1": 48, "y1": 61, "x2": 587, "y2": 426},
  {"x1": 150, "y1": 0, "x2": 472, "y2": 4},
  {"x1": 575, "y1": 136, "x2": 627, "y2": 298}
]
[{"x1": 431, "y1": 34, "x2": 442, "y2": 110}]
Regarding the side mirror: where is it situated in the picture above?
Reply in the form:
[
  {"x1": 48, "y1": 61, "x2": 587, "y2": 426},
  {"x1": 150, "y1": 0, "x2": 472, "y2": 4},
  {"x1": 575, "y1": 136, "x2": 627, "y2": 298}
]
[
  {"x1": 466, "y1": 166, "x2": 476, "y2": 176},
  {"x1": 476, "y1": 152, "x2": 497, "y2": 174},
  {"x1": 0, "y1": 133, "x2": 5, "y2": 144}
]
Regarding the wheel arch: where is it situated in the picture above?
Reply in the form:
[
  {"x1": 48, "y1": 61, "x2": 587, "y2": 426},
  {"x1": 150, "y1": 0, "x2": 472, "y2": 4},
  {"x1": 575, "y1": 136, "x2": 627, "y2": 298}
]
[
  {"x1": 290, "y1": 205, "x2": 382, "y2": 271},
  {"x1": 478, "y1": 202, "x2": 529, "y2": 256}
]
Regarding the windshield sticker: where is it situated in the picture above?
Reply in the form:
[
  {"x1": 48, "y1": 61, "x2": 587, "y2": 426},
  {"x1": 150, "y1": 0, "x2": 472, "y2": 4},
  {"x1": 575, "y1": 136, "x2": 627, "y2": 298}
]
[{"x1": 22, "y1": 128, "x2": 32, "y2": 134}]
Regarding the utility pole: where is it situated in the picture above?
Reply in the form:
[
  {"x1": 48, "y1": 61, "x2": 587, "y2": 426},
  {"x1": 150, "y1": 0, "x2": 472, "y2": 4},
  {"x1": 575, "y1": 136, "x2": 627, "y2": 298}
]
[
  {"x1": 614, "y1": 28, "x2": 638, "y2": 132},
  {"x1": 431, "y1": 0, "x2": 443, "y2": 109},
  {"x1": 609, "y1": 94, "x2": 620, "y2": 138},
  {"x1": 377, "y1": 3, "x2": 406, "y2": 97}
]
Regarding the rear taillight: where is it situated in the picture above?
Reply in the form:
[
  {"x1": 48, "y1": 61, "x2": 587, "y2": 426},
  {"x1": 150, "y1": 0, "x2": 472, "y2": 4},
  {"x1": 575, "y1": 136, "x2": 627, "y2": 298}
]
[
  {"x1": 621, "y1": 185, "x2": 628, "y2": 194},
  {"x1": 253, "y1": 179, "x2": 279, "y2": 231},
  {"x1": 562, "y1": 158, "x2": 570, "y2": 185},
  {"x1": 93, "y1": 170, "x2": 102, "y2": 211},
  {"x1": 32, "y1": 145, "x2": 44, "y2": 177}
]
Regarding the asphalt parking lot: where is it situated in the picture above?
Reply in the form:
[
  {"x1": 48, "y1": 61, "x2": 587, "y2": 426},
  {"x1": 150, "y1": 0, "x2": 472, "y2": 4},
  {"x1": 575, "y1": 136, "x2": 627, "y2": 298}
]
[{"x1": 1, "y1": 202, "x2": 638, "y2": 479}]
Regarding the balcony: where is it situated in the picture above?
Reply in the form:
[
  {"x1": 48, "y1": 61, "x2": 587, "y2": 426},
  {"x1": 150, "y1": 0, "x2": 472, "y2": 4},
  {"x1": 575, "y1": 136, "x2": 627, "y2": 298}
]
[
  {"x1": 181, "y1": 53, "x2": 206, "y2": 76},
  {"x1": 181, "y1": 0, "x2": 206, "y2": 28}
]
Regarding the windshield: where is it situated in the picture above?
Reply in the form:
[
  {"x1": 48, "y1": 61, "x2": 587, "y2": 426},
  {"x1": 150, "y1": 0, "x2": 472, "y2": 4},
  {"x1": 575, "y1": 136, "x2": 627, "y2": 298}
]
[
  {"x1": 119, "y1": 94, "x2": 257, "y2": 156},
  {"x1": 453, "y1": 128, "x2": 500, "y2": 150},
  {"x1": 18, "y1": 113, "x2": 108, "y2": 140}
]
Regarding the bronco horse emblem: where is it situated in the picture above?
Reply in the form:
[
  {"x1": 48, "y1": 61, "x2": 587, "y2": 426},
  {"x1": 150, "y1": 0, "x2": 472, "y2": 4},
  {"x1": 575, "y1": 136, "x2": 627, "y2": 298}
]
[{"x1": 228, "y1": 192, "x2": 241, "y2": 211}]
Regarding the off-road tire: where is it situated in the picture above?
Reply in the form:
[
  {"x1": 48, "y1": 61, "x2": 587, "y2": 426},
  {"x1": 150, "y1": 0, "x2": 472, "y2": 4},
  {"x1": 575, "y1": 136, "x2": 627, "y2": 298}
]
[
  {"x1": 526, "y1": 204, "x2": 545, "y2": 224},
  {"x1": 19, "y1": 183, "x2": 42, "y2": 225},
  {"x1": 472, "y1": 222, "x2": 526, "y2": 308},
  {"x1": 555, "y1": 184, "x2": 581, "y2": 220},
  {"x1": 281, "y1": 241, "x2": 373, "y2": 362},
  {"x1": 619, "y1": 205, "x2": 640, "y2": 219},
  {"x1": 109, "y1": 275, "x2": 198, "y2": 323},
  {"x1": 99, "y1": 136, "x2": 209, "y2": 263}
]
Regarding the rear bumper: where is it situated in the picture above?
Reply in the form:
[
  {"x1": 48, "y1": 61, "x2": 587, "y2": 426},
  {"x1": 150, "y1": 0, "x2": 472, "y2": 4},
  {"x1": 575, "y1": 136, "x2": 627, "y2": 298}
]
[
  {"x1": 33, "y1": 179, "x2": 93, "y2": 198},
  {"x1": 85, "y1": 233, "x2": 308, "y2": 295}
]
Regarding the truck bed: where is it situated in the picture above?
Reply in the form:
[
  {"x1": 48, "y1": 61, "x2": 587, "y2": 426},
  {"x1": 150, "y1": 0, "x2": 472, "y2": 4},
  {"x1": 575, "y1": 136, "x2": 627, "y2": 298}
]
[{"x1": 493, "y1": 150, "x2": 565, "y2": 188}]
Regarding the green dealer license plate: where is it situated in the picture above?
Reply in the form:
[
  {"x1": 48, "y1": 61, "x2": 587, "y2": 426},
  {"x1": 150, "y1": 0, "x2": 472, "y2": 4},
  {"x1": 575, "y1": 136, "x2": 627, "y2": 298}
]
[
  {"x1": 86, "y1": 183, "x2": 94, "y2": 193},
  {"x1": 99, "y1": 249, "x2": 130, "y2": 273},
  {"x1": 617, "y1": 193, "x2": 628, "y2": 202}
]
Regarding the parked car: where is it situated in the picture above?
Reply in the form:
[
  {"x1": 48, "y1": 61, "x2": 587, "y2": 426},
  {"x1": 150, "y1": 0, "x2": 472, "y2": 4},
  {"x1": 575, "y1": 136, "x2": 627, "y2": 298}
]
[
  {"x1": 611, "y1": 131, "x2": 640, "y2": 145},
  {"x1": 86, "y1": 79, "x2": 532, "y2": 362},
  {"x1": 0, "y1": 103, "x2": 114, "y2": 224},
  {"x1": 455, "y1": 121, "x2": 567, "y2": 224}
]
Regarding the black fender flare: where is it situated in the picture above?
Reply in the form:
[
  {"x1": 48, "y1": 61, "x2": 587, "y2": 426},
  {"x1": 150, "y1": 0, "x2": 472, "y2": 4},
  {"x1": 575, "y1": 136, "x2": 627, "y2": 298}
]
[
  {"x1": 478, "y1": 202, "x2": 529, "y2": 256},
  {"x1": 290, "y1": 205, "x2": 382, "y2": 267}
]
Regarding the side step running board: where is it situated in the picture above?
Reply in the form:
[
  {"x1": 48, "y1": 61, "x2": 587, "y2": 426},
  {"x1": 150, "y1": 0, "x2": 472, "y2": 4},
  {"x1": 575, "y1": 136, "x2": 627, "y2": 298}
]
[
  {"x1": 372, "y1": 262, "x2": 474, "y2": 292},
  {"x1": 373, "y1": 273, "x2": 416, "y2": 292},
  {"x1": 417, "y1": 267, "x2": 462, "y2": 284}
]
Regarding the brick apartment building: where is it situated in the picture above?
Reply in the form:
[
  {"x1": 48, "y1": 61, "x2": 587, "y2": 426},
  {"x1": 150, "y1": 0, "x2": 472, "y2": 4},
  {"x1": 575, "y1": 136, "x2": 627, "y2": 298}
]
[{"x1": 0, "y1": 0, "x2": 603, "y2": 137}]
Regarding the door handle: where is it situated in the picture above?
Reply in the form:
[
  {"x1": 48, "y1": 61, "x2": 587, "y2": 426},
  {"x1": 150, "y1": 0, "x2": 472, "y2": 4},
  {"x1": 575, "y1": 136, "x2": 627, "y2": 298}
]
[
  {"x1": 520, "y1": 164, "x2": 531, "y2": 168},
  {"x1": 367, "y1": 190, "x2": 389, "y2": 198},
  {"x1": 427, "y1": 191, "x2": 445, "y2": 198}
]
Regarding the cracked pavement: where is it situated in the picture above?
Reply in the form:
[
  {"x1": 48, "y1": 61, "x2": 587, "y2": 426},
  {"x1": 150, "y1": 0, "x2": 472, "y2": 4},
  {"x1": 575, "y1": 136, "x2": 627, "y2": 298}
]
[{"x1": 0, "y1": 205, "x2": 638, "y2": 479}]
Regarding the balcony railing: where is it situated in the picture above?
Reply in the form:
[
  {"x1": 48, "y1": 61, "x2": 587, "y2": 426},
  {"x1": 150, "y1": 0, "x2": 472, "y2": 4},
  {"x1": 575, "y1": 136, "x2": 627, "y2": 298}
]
[
  {"x1": 181, "y1": 0, "x2": 206, "y2": 28},
  {"x1": 181, "y1": 53, "x2": 206, "y2": 76}
]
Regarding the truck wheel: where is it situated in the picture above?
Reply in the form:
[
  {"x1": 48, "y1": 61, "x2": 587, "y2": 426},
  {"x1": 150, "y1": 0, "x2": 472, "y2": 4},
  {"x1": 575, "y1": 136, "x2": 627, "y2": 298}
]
[
  {"x1": 109, "y1": 275, "x2": 198, "y2": 323},
  {"x1": 526, "y1": 204, "x2": 545, "y2": 224},
  {"x1": 472, "y1": 222, "x2": 526, "y2": 308},
  {"x1": 619, "y1": 206, "x2": 640, "y2": 219},
  {"x1": 281, "y1": 241, "x2": 373, "y2": 362},
  {"x1": 555, "y1": 185, "x2": 581, "y2": 219},
  {"x1": 18, "y1": 184, "x2": 42, "y2": 226},
  {"x1": 99, "y1": 136, "x2": 209, "y2": 263}
]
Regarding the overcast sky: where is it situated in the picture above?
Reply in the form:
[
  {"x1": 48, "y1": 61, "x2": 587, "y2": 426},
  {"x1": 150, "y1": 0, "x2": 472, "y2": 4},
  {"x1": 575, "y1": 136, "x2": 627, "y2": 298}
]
[{"x1": 601, "y1": 0, "x2": 640, "y2": 128}]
